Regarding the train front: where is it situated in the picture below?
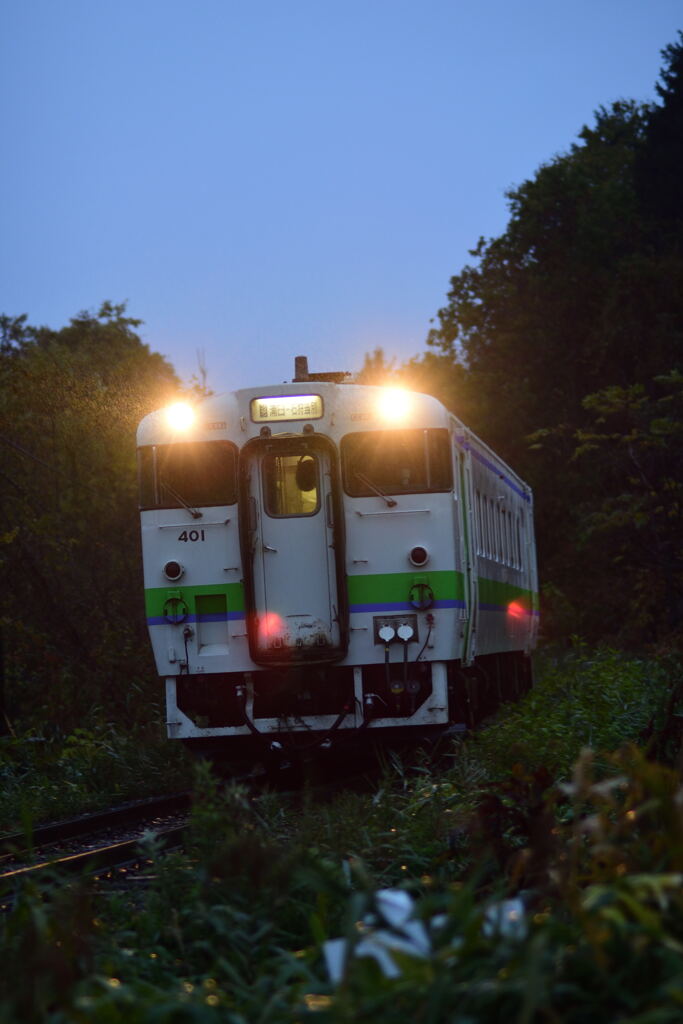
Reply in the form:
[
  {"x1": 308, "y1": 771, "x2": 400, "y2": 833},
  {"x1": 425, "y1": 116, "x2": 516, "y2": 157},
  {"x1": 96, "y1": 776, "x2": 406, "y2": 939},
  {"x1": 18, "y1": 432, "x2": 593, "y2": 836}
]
[{"x1": 137, "y1": 365, "x2": 459, "y2": 758}]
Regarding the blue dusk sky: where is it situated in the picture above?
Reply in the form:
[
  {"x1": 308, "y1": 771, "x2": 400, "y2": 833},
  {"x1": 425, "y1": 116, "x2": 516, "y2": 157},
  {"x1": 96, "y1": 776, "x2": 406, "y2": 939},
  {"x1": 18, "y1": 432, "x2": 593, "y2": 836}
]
[{"x1": 1, "y1": 1, "x2": 681, "y2": 394}]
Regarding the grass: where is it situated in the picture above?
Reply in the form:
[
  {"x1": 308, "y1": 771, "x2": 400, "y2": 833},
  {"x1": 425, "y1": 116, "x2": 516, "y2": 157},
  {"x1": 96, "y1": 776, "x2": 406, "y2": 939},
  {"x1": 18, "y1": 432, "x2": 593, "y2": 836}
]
[
  {"x1": 1, "y1": 646, "x2": 682, "y2": 1021},
  {"x1": 471, "y1": 644, "x2": 677, "y2": 777},
  {"x1": 0, "y1": 726, "x2": 193, "y2": 834}
]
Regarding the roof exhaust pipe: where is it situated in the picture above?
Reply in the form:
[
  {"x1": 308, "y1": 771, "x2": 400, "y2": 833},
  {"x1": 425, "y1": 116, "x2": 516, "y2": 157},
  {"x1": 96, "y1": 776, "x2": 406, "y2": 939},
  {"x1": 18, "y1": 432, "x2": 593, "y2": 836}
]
[
  {"x1": 294, "y1": 355, "x2": 310, "y2": 382},
  {"x1": 292, "y1": 355, "x2": 351, "y2": 384}
]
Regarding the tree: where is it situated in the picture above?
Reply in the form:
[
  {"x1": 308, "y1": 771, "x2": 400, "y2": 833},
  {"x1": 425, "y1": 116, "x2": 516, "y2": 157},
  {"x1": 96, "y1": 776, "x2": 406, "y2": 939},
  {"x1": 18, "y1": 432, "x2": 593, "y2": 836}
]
[
  {"x1": 0, "y1": 303, "x2": 179, "y2": 731},
  {"x1": 412, "y1": 36, "x2": 683, "y2": 644},
  {"x1": 570, "y1": 372, "x2": 683, "y2": 642}
]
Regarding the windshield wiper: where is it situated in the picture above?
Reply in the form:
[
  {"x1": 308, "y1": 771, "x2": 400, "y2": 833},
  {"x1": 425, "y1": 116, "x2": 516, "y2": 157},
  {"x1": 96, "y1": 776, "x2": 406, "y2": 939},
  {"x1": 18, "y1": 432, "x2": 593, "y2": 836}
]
[
  {"x1": 354, "y1": 471, "x2": 397, "y2": 508},
  {"x1": 161, "y1": 482, "x2": 203, "y2": 519}
]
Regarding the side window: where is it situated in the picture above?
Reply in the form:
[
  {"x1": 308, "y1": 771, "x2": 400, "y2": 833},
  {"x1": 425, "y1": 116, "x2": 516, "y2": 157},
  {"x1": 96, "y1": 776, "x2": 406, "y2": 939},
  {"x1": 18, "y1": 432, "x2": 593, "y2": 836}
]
[
  {"x1": 516, "y1": 512, "x2": 522, "y2": 568},
  {"x1": 262, "y1": 453, "x2": 319, "y2": 517},
  {"x1": 483, "y1": 497, "x2": 489, "y2": 561},
  {"x1": 500, "y1": 506, "x2": 506, "y2": 563},
  {"x1": 517, "y1": 512, "x2": 524, "y2": 569},
  {"x1": 137, "y1": 441, "x2": 238, "y2": 509},
  {"x1": 508, "y1": 511, "x2": 516, "y2": 568},
  {"x1": 502, "y1": 508, "x2": 508, "y2": 566}
]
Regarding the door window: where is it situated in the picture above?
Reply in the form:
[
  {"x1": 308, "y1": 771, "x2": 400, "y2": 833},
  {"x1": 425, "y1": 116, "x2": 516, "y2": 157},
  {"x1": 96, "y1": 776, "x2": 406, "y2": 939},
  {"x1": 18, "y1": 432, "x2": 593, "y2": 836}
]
[{"x1": 262, "y1": 454, "x2": 320, "y2": 517}]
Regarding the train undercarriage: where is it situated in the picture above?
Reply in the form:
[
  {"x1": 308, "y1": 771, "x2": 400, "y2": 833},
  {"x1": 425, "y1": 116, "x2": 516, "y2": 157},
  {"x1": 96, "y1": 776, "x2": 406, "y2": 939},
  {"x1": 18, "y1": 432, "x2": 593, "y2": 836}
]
[{"x1": 173, "y1": 651, "x2": 533, "y2": 765}]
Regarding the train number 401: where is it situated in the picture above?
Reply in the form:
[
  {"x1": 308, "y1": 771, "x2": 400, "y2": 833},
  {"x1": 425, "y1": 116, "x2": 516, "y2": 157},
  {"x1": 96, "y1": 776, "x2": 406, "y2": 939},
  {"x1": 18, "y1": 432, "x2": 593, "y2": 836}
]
[{"x1": 178, "y1": 530, "x2": 206, "y2": 542}]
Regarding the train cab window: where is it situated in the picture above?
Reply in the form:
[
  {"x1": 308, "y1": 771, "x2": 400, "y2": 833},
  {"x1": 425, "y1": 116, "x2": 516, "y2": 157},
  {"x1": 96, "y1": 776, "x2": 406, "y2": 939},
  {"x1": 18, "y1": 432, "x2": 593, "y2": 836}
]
[
  {"x1": 341, "y1": 429, "x2": 452, "y2": 497},
  {"x1": 262, "y1": 453, "x2": 320, "y2": 517},
  {"x1": 137, "y1": 441, "x2": 238, "y2": 509}
]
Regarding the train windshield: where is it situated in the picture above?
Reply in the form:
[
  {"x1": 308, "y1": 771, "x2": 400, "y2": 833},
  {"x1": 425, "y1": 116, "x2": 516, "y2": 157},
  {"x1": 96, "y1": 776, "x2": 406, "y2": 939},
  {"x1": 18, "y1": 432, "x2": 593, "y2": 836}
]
[
  {"x1": 341, "y1": 428, "x2": 452, "y2": 497},
  {"x1": 137, "y1": 441, "x2": 238, "y2": 509}
]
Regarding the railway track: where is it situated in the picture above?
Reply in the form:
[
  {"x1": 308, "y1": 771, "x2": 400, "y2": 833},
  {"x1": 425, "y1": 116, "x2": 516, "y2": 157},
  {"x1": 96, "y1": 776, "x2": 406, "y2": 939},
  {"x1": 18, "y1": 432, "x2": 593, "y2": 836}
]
[
  {"x1": 0, "y1": 791, "x2": 192, "y2": 885},
  {"x1": 0, "y1": 761, "x2": 313, "y2": 886},
  {"x1": 0, "y1": 749, "x2": 390, "y2": 888}
]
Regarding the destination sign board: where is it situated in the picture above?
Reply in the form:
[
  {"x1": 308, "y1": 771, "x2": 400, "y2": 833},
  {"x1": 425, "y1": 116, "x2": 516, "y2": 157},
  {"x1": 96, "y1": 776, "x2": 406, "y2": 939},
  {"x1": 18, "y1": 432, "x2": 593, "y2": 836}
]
[{"x1": 250, "y1": 394, "x2": 324, "y2": 423}]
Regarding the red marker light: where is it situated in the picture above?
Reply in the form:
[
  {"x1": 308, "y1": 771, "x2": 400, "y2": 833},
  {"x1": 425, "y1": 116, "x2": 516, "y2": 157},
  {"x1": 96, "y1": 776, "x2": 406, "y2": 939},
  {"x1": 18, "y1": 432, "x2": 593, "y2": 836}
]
[
  {"x1": 259, "y1": 612, "x2": 284, "y2": 638},
  {"x1": 507, "y1": 601, "x2": 525, "y2": 620}
]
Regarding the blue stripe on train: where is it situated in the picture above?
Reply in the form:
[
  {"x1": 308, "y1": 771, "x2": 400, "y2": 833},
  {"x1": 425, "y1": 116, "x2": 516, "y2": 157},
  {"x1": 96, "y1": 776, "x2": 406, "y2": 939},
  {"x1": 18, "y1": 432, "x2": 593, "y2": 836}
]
[
  {"x1": 147, "y1": 611, "x2": 245, "y2": 626},
  {"x1": 349, "y1": 599, "x2": 466, "y2": 613}
]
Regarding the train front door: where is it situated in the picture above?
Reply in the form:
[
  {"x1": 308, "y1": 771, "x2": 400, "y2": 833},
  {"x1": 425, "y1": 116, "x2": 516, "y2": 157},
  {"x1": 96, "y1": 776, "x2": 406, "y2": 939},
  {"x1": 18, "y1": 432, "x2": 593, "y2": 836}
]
[{"x1": 241, "y1": 437, "x2": 346, "y2": 663}]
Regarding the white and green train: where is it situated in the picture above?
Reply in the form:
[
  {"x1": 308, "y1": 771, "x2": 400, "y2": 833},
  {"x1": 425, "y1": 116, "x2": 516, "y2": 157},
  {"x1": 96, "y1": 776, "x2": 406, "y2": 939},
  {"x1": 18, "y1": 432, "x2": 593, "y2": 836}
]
[{"x1": 137, "y1": 357, "x2": 539, "y2": 758}]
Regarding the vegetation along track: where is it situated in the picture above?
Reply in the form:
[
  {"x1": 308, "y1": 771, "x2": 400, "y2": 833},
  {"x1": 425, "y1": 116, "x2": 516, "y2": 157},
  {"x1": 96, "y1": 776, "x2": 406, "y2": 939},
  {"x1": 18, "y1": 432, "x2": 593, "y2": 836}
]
[
  {"x1": 0, "y1": 791, "x2": 192, "y2": 885},
  {"x1": 0, "y1": 756, "x2": 363, "y2": 888}
]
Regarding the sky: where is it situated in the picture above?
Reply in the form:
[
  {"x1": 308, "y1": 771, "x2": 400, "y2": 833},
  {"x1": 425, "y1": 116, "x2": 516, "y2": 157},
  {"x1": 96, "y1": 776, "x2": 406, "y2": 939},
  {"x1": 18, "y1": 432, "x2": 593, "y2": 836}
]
[{"x1": 1, "y1": 1, "x2": 681, "y2": 394}]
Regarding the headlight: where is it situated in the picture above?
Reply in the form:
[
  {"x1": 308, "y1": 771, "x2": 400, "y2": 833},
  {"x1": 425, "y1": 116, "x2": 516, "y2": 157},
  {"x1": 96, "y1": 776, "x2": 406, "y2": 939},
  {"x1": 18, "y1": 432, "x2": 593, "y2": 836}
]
[
  {"x1": 377, "y1": 387, "x2": 412, "y2": 422},
  {"x1": 165, "y1": 402, "x2": 195, "y2": 431}
]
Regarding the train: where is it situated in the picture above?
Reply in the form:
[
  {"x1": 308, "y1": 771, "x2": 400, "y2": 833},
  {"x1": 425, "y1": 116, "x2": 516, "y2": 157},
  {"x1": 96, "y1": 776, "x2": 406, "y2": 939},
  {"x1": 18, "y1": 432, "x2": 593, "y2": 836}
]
[{"x1": 137, "y1": 356, "x2": 539, "y2": 762}]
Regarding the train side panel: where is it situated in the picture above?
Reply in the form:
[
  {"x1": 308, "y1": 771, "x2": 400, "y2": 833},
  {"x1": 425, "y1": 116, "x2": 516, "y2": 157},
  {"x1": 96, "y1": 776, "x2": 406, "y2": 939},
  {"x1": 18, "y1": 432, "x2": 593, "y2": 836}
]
[{"x1": 460, "y1": 430, "x2": 539, "y2": 659}]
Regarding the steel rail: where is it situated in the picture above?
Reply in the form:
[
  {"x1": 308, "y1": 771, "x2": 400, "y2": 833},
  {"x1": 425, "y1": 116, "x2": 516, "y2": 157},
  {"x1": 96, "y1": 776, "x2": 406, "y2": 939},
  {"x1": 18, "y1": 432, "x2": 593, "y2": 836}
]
[
  {"x1": 0, "y1": 791, "x2": 192, "y2": 859},
  {"x1": 0, "y1": 824, "x2": 186, "y2": 883}
]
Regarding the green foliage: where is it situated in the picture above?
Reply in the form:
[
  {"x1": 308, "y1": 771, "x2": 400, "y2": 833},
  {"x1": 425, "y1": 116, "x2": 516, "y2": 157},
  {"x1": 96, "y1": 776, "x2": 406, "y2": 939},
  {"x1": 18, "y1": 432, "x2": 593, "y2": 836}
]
[
  {"x1": 571, "y1": 372, "x2": 683, "y2": 641},
  {"x1": 0, "y1": 727, "x2": 192, "y2": 832},
  {"x1": 316, "y1": 748, "x2": 683, "y2": 1023},
  {"x1": 0, "y1": 875, "x2": 97, "y2": 1022},
  {"x1": 0, "y1": 302, "x2": 180, "y2": 733},
  {"x1": 472, "y1": 646, "x2": 674, "y2": 778},
  {"x1": 2, "y1": 652, "x2": 683, "y2": 1021}
]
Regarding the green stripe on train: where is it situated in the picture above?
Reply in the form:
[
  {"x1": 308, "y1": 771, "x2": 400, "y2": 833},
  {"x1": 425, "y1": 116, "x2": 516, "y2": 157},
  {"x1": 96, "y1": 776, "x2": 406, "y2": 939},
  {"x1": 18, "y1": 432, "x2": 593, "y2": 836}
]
[
  {"x1": 144, "y1": 574, "x2": 538, "y2": 616},
  {"x1": 144, "y1": 582, "x2": 246, "y2": 618},
  {"x1": 347, "y1": 570, "x2": 465, "y2": 605},
  {"x1": 477, "y1": 576, "x2": 539, "y2": 610}
]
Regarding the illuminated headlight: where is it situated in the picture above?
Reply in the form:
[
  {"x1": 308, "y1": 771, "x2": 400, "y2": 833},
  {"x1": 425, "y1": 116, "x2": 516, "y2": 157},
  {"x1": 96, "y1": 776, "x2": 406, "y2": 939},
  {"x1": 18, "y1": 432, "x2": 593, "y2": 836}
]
[
  {"x1": 165, "y1": 402, "x2": 195, "y2": 431},
  {"x1": 377, "y1": 387, "x2": 412, "y2": 422}
]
